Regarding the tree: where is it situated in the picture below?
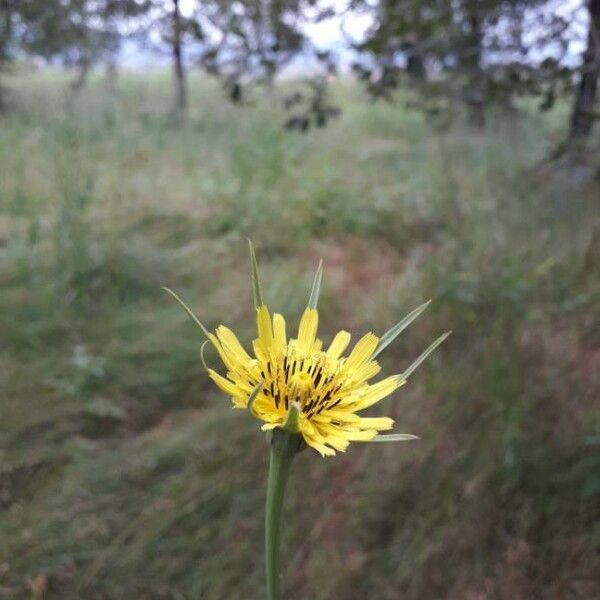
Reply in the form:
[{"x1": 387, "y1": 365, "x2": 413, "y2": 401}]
[
  {"x1": 351, "y1": 0, "x2": 540, "y2": 126},
  {"x1": 0, "y1": 0, "x2": 13, "y2": 110},
  {"x1": 569, "y1": 0, "x2": 600, "y2": 140},
  {"x1": 3, "y1": 0, "x2": 596, "y2": 146},
  {"x1": 183, "y1": 0, "x2": 340, "y2": 128},
  {"x1": 136, "y1": 0, "x2": 200, "y2": 121},
  {"x1": 192, "y1": 0, "x2": 307, "y2": 100},
  {"x1": 171, "y1": 0, "x2": 187, "y2": 118},
  {"x1": 8, "y1": 0, "x2": 147, "y2": 91}
]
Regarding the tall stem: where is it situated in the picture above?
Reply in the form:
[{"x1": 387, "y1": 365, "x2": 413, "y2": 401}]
[{"x1": 265, "y1": 429, "x2": 300, "y2": 600}]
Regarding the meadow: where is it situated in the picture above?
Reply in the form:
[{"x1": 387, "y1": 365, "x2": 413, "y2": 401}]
[{"x1": 0, "y1": 70, "x2": 598, "y2": 599}]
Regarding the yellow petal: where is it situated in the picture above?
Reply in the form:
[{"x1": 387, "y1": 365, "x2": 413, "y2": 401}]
[
  {"x1": 311, "y1": 338, "x2": 323, "y2": 353},
  {"x1": 344, "y1": 429, "x2": 378, "y2": 441},
  {"x1": 256, "y1": 305, "x2": 273, "y2": 348},
  {"x1": 325, "y1": 437, "x2": 349, "y2": 452},
  {"x1": 301, "y1": 428, "x2": 337, "y2": 456},
  {"x1": 357, "y1": 416, "x2": 395, "y2": 430},
  {"x1": 252, "y1": 394, "x2": 275, "y2": 413},
  {"x1": 208, "y1": 334, "x2": 236, "y2": 372},
  {"x1": 216, "y1": 326, "x2": 251, "y2": 363},
  {"x1": 272, "y1": 313, "x2": 287, "y2": 352},
  {"x1": 296, "y1": 308, "x2": 318, "y2": 354},
  {"x1": 303, "y1": 436, "x2": 336, "y2": 457},
  {"x1": 314, "y1": 410, "x2": 360, "y2": 424},
  {"x1": 208, "y1": 369, "x2": 243, "y2": 398},
  {"x1": 326, "y1": 330, "x2": 351, "y2": 360},
  {"x1": 313, "y1": 423, "x2": 350, "y2": 451},
  {"x1": 298, "y1": 417, "x2": 317, "y2": 437},
  {"x1": 344, "y1": 333, "x2": 379, "y2": 370},
  {"x1": 351, "y1": 376, "x2": 404, "y2": 410},
  {"x1": 350, "y1": 360, "x2": 381, "y2": 384}
]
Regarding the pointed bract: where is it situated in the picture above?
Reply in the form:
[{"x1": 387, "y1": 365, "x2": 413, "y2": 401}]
[
  {"x1": 372, "y1": 433, "x2": 420, "y2": 442},
  {"x1": 402, "y1": 331, "x2": 452, "y2": 379},
  {"x1": 200, "y1": 340, "x2": 211, "y2": 371},
  {"x1": 247, "y1": 380, "x2": 264, "y2": 415},
  {"x1": 373, "y1": 299, "x2": 432, "y2": 359},
  {"x1": 307, "y1": 260, "x2": 323, "y2": 310},
  {"x1": 282, "y1": 402, "x2": 301, "y2": 433},
  {"x1": 248, "y1": 239, "x2": 264, "y2": 309},
  {"x1": 162, "y1": 286, "x2": 211, "y2": 338}
]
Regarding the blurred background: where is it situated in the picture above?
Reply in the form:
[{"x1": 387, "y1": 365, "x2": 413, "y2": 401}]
[{"x1": 1, "y1": 1, "x2": 599, "y2": 599}]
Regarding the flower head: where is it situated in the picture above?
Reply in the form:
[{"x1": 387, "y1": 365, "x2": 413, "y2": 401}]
[
  {"x1": 208, "y1": 304, "x2": 408, "y2": 455},
  {"x1": 164, "y1": 243, "x2": 449, "y2": 456}
]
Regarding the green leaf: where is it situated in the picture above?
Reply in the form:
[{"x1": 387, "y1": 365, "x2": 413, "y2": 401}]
[
  {"x1": 307, "y1": 259, "x2": 323, "y2": 309},
  {"x1": 372, "y1": 433, "x2": 420, "y2": 442},
  {"x1": 248, "y1": 239, "x2": 263, "y2": 309},
  {"x1": 247, "y1": 380, "x2": 263, "y2": 415},
  {"x1": 402, "y1": 331, "x2": 451, "y2": 379},
  {"x1": 162, "y1": 286, "x2": 210, "y2": 338},
  {"x1": 372, "y1": 299, "x2": 432, "y2": 359}
]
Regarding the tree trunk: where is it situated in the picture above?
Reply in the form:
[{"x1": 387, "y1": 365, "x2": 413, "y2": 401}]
[
  {"x1": 569, "y1": 0, "x2": 600, "y2": 139},
  {"x1": 105, "y1": 56, "x2": 118, "y2": 94},
  {"x1": 172, "y1": 0, "x2": 187, "y2": 121},
  {"x1": 463, "y1": 12, "x2": 485, "y2": 129},
  {"x1": 69, "y1": 57, "x2": 91, "y2": 93},
  {"x1": 0, "y1": 0, "x2": 12, "y2": 111}
]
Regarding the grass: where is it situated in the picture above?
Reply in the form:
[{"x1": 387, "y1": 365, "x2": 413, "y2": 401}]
[{"x1": 0, "y1": 69, "x2": 598, "y2": 599}]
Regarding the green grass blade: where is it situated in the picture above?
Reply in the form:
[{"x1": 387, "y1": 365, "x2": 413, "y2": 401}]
[
  {"x1": 372, "y1": 433, "x2": 420, "y2": 442},
  {"x1": 248, "y1": 239, "x2": 263, "y2": 309},
  {"x1": 307, "y1": 260, "x2": 323, "y2": 309},
  {"x1": 402, "y1": 331, "x2": 451, "y2": 379},
  {"x1": 372, "y1": 299, "x2": 432, "y2": 359},
  {"x1": 161, "y1": 286, "x2": 210, "y2": 338}
]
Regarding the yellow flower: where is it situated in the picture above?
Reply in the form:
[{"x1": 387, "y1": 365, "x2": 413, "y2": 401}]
[
  {"x1": 164, "y1": 244, "x2": 449, "y2": 457},
  {"x1": 208, "y1": 305, "x2": 405, "y2": 456}
]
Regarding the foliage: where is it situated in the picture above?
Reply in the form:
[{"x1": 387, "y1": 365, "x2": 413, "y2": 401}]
[{"x1": 351, "y1": 0, "x2": 582, "y2": 121}]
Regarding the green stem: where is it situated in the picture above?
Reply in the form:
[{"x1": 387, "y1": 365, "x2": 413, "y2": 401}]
[{"x1": 265, "y1": 429, "x2": 301, "y2": 600}]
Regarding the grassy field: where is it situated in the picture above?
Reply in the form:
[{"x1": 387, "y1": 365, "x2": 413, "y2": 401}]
[{"x1": 0, "y1": 70, "x2": 598, "y2": 600}]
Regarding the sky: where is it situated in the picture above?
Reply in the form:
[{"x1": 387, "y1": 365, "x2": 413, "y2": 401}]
[
  {"x1": 120, "y1": 0, "x2": 587, "y2": 70},
  {"x1": 177, "y1": 0, "x2": 372, "y2": 48},
  {"x1": 120, "y1": 0, "x2": 372, "y2": 68}
]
